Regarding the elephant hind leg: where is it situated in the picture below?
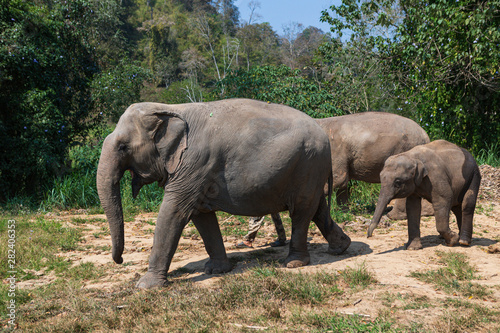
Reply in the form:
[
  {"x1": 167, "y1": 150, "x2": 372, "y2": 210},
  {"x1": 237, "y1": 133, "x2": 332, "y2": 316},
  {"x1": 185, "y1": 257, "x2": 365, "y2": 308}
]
[
  {"x1": 458, "y1": 171, "x2": 480, "y2": 246},
  {"x1": 312, "y1": 197, "x2": 351, "y2": 255},
  {"x1": 285, "y1": 205, "x2": 320, "y2": 268},
  {"x1": 191, "y1": 212, "x2": 232, "y2": 274}
]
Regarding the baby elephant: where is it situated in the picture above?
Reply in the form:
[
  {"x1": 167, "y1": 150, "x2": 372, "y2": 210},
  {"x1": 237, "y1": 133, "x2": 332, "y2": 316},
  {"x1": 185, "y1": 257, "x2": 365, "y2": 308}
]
[{"x1": 367, "y1": 140, "x2": 481, "y2": 249}]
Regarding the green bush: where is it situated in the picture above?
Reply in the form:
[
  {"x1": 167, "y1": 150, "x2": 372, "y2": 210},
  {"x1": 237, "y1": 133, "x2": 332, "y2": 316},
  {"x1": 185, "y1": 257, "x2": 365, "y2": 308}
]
[
  {"x1": 0, "y1": 0, "x2": 99, "y2": 200},
  {"x1": 217, "y1": 65, "x2": 344, "y2": 118},
  {"x1": 91, "y1": 61, "x2": 152, "y2": 122}
]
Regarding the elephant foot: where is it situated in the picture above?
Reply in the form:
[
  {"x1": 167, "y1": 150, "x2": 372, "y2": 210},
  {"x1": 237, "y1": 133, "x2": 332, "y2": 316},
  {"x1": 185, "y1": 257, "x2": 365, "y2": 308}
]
[
  {"x1": 459, "y1": 239, "x2": 471, "y2": 246},
  {"x1": 459, "y1": 233, "x2": 472, "y2": 246},
  {"x1": 204, "y1": 258, "x2": 233, "y2": 274},
  {"x1": 459, "y1": 238, "x2": 471, "y2": 246},
  {"x1": 327, "y1": 233, "x2": 351, "y2": 255},
  {"x1": 285, "y1": 254, "x2": 310, "y2": 268},
  {"x1": 443, "y1": 232, "x2": 459, "y2": 247},
  {"x1": 405, "y1": 238, "x2": 422, "y2": 250},
  {"x1": 136, "y1": 271, "x2": 169, "y2": 289}
]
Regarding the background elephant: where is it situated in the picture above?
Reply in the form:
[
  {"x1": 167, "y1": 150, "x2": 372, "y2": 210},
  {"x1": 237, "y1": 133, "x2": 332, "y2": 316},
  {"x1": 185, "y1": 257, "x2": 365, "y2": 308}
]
[
  {"x1": 367, "y1": 140, "x2": 481, "y2": 249},
  {"x1": 387, "y1": 197, "x2": 434, "y2": 220},
  {"x1": 317, "y1": 112, "x2": 430, "y2": 206},
  {"x1": 239, "y1": 112, "x2": 431, "y2": 247},
  {"x1": 96, "y1": 99, "x2": 351, "y2": 289}
]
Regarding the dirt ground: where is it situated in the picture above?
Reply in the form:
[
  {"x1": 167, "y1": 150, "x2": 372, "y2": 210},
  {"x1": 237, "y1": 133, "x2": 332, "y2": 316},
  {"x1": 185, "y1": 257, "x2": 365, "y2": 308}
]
[{"x1": 20, "y1": 164, "x2": 500, "y2": 326}]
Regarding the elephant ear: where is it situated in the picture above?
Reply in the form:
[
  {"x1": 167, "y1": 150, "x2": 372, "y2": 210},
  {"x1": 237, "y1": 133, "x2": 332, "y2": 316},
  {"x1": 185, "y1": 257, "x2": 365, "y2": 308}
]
[
  {"x1": 152, "y1": 112, "x2": 188, "y2": 174},
  {"x1": 414, "y1": 160, "x2": 428, "y2": 186}
]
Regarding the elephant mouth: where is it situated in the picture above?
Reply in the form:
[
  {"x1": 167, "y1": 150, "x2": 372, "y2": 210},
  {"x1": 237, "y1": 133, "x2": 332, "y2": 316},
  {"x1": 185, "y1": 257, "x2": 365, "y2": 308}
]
[
  {"x1": 130, "y1": 169, "x2": 144, "y2": 199},
  {"x1": 130, "y1": 168, "x2": 166, "y2": 197}
]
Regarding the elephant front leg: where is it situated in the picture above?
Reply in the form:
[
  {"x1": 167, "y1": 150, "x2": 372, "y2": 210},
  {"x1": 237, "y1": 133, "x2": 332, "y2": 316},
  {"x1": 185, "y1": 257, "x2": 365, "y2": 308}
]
[
  {"x1": 405, "y1": 194, "x2": 423, "y2": 250},
  {"x1": 457, "y1": 173, "x2": 480, "y2": 246},
  {"x1": 332, "y1": 166, "x2": 350, "y2": 210},
  {"x1": 136, "y1": 197, "x2": 188, "y2": 289},
  {"x1": 191, "y1": 212, "x2": 232, "y2": 274}
]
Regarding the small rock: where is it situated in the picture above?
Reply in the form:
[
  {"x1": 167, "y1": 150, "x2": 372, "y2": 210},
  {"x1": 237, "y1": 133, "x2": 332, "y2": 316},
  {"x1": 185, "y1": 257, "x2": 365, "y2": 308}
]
[{"x1": 487, "y1": 243, "x2": 500, "y2": 254}]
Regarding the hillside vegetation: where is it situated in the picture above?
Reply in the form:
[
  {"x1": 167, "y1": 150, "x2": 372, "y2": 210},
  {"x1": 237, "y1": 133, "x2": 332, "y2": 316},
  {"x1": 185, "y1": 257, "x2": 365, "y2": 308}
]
[{"x1": 1, "y1": 0, "x2": 499, "y2": 207}]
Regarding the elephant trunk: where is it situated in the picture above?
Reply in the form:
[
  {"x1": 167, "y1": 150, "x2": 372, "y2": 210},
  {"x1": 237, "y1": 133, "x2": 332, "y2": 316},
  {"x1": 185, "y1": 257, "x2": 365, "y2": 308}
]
[
  {"x1": 96, "y1": 141, "x2": 125, "y2": 264},
  {"x1": 367, "y1": 187, "x2": 393, "y2": 238}
]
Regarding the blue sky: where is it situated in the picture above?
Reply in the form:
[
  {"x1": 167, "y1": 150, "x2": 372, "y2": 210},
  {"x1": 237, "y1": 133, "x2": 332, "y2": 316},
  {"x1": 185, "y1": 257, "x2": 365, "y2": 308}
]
[{"x1": 235, "y1": 0, "x2": 343, "y2": 36}]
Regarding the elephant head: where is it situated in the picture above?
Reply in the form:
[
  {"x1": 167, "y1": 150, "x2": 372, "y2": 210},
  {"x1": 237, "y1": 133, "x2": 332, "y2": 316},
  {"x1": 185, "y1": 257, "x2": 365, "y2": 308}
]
[
  {"x1": 96, "y1": 103, "x2": 188, "y2": 264},
  {"x1": 367, "y1": 154, "x2": 428, "y2": 237}
]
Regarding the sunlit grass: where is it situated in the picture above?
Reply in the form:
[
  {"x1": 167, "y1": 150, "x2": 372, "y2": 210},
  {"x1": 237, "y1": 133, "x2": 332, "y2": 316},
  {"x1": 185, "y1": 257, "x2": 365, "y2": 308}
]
[{"x1": 410, "y1": 251, "x2": 490, "y2": 298}]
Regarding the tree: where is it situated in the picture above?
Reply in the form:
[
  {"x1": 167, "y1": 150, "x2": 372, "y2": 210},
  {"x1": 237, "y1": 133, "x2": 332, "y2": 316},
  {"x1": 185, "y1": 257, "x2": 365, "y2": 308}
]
[
  {"x1": 214, "y1": 0, "x2": 240, "y2": 35},
  {"x1": 191, "y1": 9, "x2": 239, "y2": 96},
  {"x1": 280, "y1": 22, "x2": 305, "y2": 69},
  {"x1": 322, "y1": 0, "x2": 500, "y2": 153},
  {"x1": 237, "y1": 22, "x2": 280, "y2": 69},
  {"x1": 0, "y1": 0, "x2": 143, "y2": 200},
  {"x1": 219, "y1": 65, "x2": 344, "y2": 117},
  {"x1": 322, "y1": 0, "x2": 500, "y2": 152}
]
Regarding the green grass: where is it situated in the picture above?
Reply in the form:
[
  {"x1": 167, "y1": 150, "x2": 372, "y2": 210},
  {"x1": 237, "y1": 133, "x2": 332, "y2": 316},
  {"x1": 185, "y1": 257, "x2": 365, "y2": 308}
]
[
  {"x1": 8, "y1": 262, "x2": 392, "y2": 332},
  {"x1": 410, "y1": 251, "x2": 490, "y2": 298},
  {"x1": 2, "y1": 216, "x2": 498, "y2": 332},
  {"x1": 42, "y1": 171, "x2": 101, "y2": 210},
  {"x1": 475, "y1": 142, "x2": 500, "y2": 167},
  {"x1": 340, "y1": 262, "x2": 378, "y2": 290},
  {"x1": 439, "y1": 298, "x2": 500, "y2": 332},
  {"x1": 0, "y1": 216, "x2": 91, "y2": 320},
  {"x1": 380, "y1": 292, "x2": 432, "y2": 311},
  {"x1": 63, "y1": 262, "x2": 106, "y2": 281},
  {"x1": 330, "y1": 181, "x2": 381, "y2": 224},
  {"x1": 0, "y1": 217, "x2": 83, "y2": 280}
]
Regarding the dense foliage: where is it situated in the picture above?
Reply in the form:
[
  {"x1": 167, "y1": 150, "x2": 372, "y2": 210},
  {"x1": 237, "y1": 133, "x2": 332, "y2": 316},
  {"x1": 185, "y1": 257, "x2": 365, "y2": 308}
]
[
  {"x1": 321, "y1": 0, "x2": 500, "y2": 152},
  {"x1": 219, "y1": 65, "x2": 343, "y2": 117},
  {"x1": 0, "y1": 0, "x2": 150, "y2": 200},
  {"x1": 0, "y1": 0, "x2": 98, "y2": 199},
  {"x1": 1, "y1": 0, "x2": 498, "y2": 205}
]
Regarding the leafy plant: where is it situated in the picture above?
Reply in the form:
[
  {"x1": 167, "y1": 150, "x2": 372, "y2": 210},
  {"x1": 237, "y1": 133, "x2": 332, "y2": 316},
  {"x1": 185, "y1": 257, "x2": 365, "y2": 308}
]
[
  {"x1": 340, "y1": 262, "x2": 377, "y2": 290},
  {"x1": 321, "y1": 0, "x2": 500, "y2": 155},
  {"x1": 218, "y1": 65, "x2": 344, "y2": 118}
]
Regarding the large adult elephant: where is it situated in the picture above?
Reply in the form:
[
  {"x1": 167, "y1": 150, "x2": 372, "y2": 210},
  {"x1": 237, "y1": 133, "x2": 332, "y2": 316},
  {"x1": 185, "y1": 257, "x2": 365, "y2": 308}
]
[{"x1": 96, "y1": 99, "x2": 351, "y2": 289}]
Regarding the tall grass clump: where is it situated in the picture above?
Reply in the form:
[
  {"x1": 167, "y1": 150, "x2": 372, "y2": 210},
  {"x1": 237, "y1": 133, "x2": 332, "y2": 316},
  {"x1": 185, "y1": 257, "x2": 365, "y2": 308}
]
[
  {"x1": 330, "y1": 181, "x2": 381, "y2": 224},
  {"x1": 340, "y1": 262, "x2": 378, "y2": 290},
  {"x1": 475, "y1": 143, "x2": 500, "y2": 167}
]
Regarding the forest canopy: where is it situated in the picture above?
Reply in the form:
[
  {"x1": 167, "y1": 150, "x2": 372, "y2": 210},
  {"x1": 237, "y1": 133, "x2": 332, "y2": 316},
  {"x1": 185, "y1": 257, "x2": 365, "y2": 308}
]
[{"x1": 0, "y1": 0, "x2": 499, "y2": 201}]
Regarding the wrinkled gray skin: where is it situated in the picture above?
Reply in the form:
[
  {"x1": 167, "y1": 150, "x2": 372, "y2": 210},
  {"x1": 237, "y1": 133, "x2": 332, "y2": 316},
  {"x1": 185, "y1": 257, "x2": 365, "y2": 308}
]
[
  {"x1": 317, "y1": 112, "x2": 430, "y2": 205},
  {"x1": 367, "y1": 140, "x2": 481, "y2": 250},
  {"x1": 96, "y1": 99, "x2": 351, "y2": 289}
]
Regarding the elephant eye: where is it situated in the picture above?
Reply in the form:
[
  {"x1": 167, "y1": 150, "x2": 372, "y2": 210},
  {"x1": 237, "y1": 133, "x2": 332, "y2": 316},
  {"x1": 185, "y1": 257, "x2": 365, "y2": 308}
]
[
  {"x1": 118, "y1": 144, "x2": 128, "y2": 152},
  {"x1": 394, "y1": 179, "x2": 402, "y2": 187}
]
